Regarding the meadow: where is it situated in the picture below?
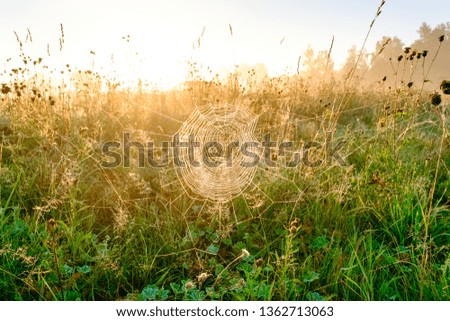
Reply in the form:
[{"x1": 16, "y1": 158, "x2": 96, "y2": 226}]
[{"x1": 0, "y1": 19, "x2": 449, "y2": 301}]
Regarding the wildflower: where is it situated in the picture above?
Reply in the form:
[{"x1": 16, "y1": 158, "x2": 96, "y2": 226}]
[{"x1": 241, "y1": 249, "x2": 250, "y2": 259}]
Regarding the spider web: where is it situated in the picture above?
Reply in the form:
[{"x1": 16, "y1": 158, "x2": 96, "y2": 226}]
[
  {"x1": 123, "y1": 95, "x2": 402, "y2": 268},
  {"x1": 125, "y1": 97, "x2": 390, "y2": 220},
  {"x1": 127, "y1": 95, "x2": 400, "y2": 218},
  {"x1": 143, "y1": 102, "x2": 306, "y2": 232},
  {"x1": 174, "y1": 104, "x2": 260, "y2": 203}
]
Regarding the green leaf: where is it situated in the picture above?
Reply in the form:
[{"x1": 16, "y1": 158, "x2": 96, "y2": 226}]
[
  {"x1": 306, "y1": 291, "x2": 324, "y2": 301},
  {"x1": 310, "y1": 236, "x2": 329, "y2": 250},
  {"x1": 140, "y1": 285, "x2": 159, "y2": 300},
  {"x1": 188, "y1": 290, "x2": 205, "y2": 301},
  {"x1": 303, "y1": 271, "x2": 320, "y2": 283},
  {"x1": 207, "y1": 244, "x2": 219, "y2": 255},
  {"x1": 170, "y1": 283, "x2": 181, "y2": 295},
  {"x1": 76, "y1": 265, "x2": 91, "y2": 274},
  {"x1": 214, "y1": 264, "x2": 225, "y2": 277},
  {"x1": 62, "y1": 265, "x2": 74, "y2": 276},
  {"x1": 256, "y1": 282, "x2": 271, "y2": 300},
  {"x1": 140, "y1": 285, "x2": 169, "y2": 301}
]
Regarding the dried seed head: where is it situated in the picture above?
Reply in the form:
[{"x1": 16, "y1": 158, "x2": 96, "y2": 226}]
[
  {"x1": 397, "y1": 55, "x2": 403, "y2": 62},
  {"x1": 255, "y1": 258, "x2": 265, "y2": 267},
  {"x1": 46, "y1": 219, "x2": 57, "y2": 234},
  {"x1": 184, "y1": 281, "x2": 195, "y2": 291},
  {"x1": 440, "y1": 80, "x2": 450, "y2": 95},
  {"x1": 404, "y1": 47, "x2": 411, "y2": 54},
  {"x1": 289, "y1": 225, "x2": 298, "y2": 235},
  {"x1": 291, "y1": 218, "x2": 300, "y2": 226},
  {"x1": 431, "y1": 93, "x2": 442, "y2": 106},
  {"x1": 439, "y1": 35, "x2": 445, "y2": 42},
  {"x1": 236, "y1": 279, "x2": 246, "y2": 287},
  {"x1": 197, "y1": 272, "x2": 209, "y2": 283},
  {"x1": 422, "y1": 50, "x2": 428, "y2": 57}
]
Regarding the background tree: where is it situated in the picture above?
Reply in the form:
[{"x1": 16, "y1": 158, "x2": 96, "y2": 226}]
[
  {"x1": 302, "y1": 46, "x2": 334, "y2": 84},
  {"x1": 410, "y1": 22, "x2": 450, "y2": 89},
  {"x1": 367, "y1": 36, "x2": 404, "y2": 86},
  {"x1": 338, "y1": 45, "x2": 369, "y2": 84}
]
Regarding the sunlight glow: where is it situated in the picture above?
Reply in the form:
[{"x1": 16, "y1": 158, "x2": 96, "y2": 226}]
[{"x1": 0, "y1": 0, "x2": 449, "y2": 89}]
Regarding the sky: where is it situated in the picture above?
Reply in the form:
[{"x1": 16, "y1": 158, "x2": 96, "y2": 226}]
[{"x1": 0, "y1": 0, "x2": 449, "y2": 88}]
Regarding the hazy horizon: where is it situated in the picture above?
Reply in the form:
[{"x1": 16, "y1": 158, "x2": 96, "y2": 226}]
[{"x1": 1, "y1": 0, "x2": 449, "y2": 89}]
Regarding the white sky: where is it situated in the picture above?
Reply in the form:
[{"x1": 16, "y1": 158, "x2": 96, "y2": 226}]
[{"x1": 0, "y1": 0, "x2": 449, "y2": 89}]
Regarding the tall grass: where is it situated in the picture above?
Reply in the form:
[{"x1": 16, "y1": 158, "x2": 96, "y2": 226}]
[{"x1": 0, "y1": 14, "x2": 449, "y2": 300}]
